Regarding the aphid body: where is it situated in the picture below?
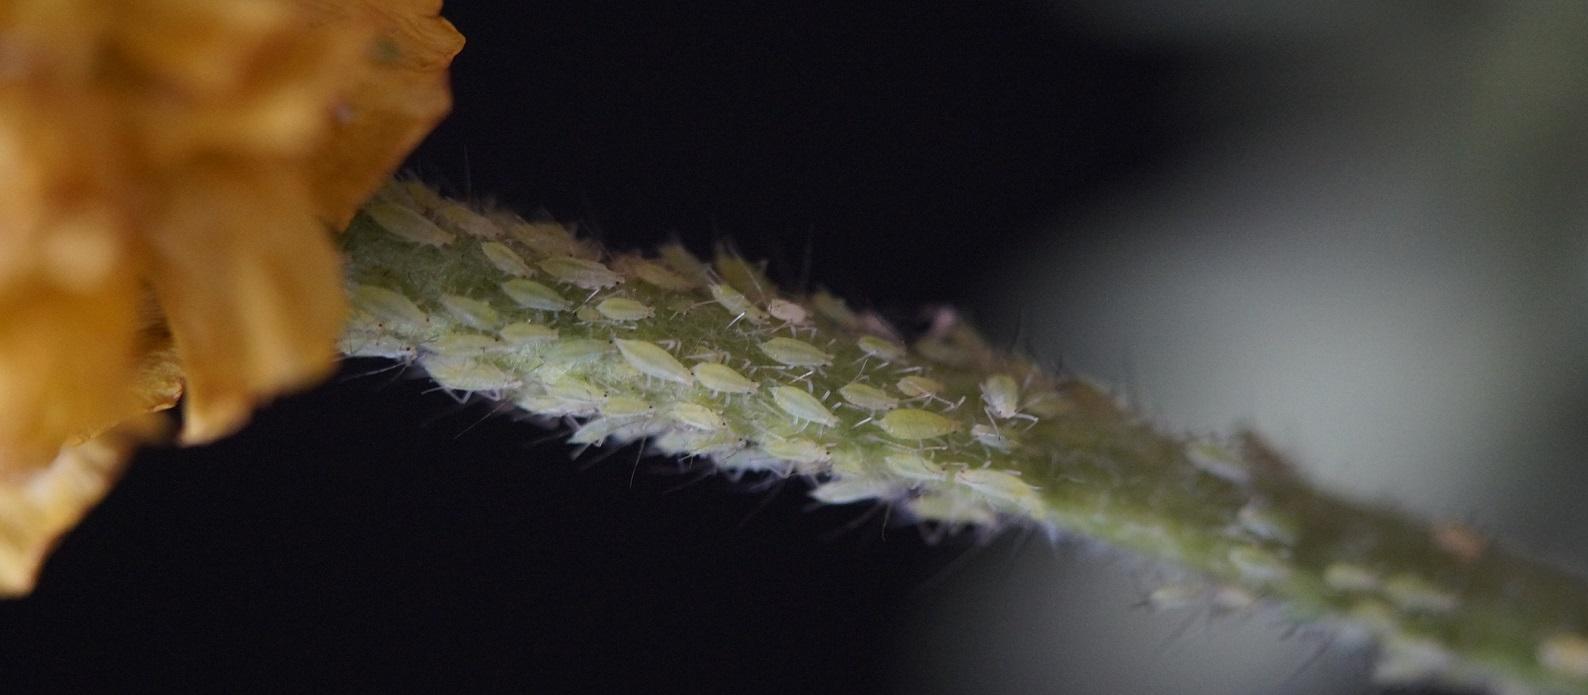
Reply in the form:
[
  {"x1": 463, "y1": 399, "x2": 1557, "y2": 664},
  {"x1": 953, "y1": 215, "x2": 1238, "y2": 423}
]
[
  {"x1": 596, "y1": 297, "x2": 655, "y2": 322},
  {"x1": 539, "y1": 256, "x2": 622, "y2": 290},
  {"x1": 770, "y1": 386, "x2": 838, "y2": 427},
  {"x1": 613, "y1": 339, "x2": 694, "y2": 386},
  {"x1": 692, "y1": 363, "x2": 759, "y2": 395},
  {"x1": 480, "y1": 241, "x2": 535, "y2": 277},
  {"x1": 365, "y1": 201, "x2": 455, "y2": 247},
  {"x1": 759, "y1": 337, "x2": 833, "y2": 368},
  {"x1": 708, "y1": 283, "x2": 770, "y2": 325},
  {"x1": 500, "y1": 279, "x2": 572, "y2": 312},
  {"x1": 349, "y1": 284, "x2": 428, "y2": 330},
  {"x1": 876, "y1": 408, "x2": 960, "y2": 440},
  {"x1": 438, "y1": 294, "x2": 500, "y2": 330},
  {"x1": 839, "y1": 382, "x2": 898, "y2": 411}
]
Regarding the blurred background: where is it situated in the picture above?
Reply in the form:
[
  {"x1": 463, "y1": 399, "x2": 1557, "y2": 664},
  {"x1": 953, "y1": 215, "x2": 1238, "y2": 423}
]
[{"x1": 3, "y1": 1, "x2": 1585, "y2": 693}]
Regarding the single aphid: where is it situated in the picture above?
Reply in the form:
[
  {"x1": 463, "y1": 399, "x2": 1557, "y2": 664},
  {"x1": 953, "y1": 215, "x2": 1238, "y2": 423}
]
[
  {"x1": 856, "y1": 335, "x2": 906, "y2": 364},
  {"x1": 713, "y1": 246, "x2": 774, "y2": 303},
  {"x1": 595, "y1": 297, "x2": 655, "y2": 322},
  {"x1": 499, "y1": 322, "x2": 559, "y2": 345},
  {"x1": 575, "y1": 305, "x2": 602, "y2": 323},
  {"x1": 839, "y1": 382, "x2": 899, "y2": 411},
  {"x1": 421, "y1": 355, "x2": 518, "y2": 394},
  {"x1": 480, "y1": 241, "x2": 535, "y2": 277},
  {"x1": 691, "y1": 362, "x2": 759, "y2": 395},
  {"x1": 500, "y1": 279, "x2": 572, "y2": 312},
  {"x1": 770, "y1": 386, "x2": 838, "y2": 427},
  {"x1": 546, "y1": 376, "x2": 609, "y2": 407},
  {"x1": 613, "y1": 339, "x2": 694, "y2": 386},
  {"x1": 761, "y1": 437, "x2": 831, "y2": 464},
  {"x1": 569, "y1": 417, "x2": 626, "y2": 446},
  {"x1": 613, "y1": 255, "x2": 698, "y2": 291},
  {"x1": 970, "y1": 423, "x2": 1012, "y2": 451},
  {"x1": 980, "y1": 374, "x2": 1036, "y2": 422},
  {"x1": 539, "y1": 256, "x2": 623, "y2": 290},
  {"x1": 349, "y1": 284, "x2": 428, "y2": 328},
  {"x1": 954, "y1": 468, "x2": 1042, "y2": 515},
  {"x1": 542, "y1": 339, "x2": 612, "y2": 366},
  {"x1": 656, "y1": 241, "x2": 713, "y2": 284},
  {"x1": 595, "y1": 394, "x2": 653, "y2": 419},
  {"x1": 438, "y1": 294, "x2": 500, "y2": 331},
  {"x1": 426, "y1": 332, "x2": 503, "y2": 356},
  {"x1": 896, "y1": 375, "x2": 945, "y2": 399},
  {"x1": 876, "y1": 408, "x2": 960, "y2": 440},
  {"x1": 434, "y1": 203, "x2": 504, "y2": 239},
  {"x1": 708, "y1": 283, "x2": 770, "y2": 325},
  {"x1": 808, "y1": 478, "x2": 897, "y2": 505},
  {"x1": 340, "y1": 332, "x2": 418, "y2": 362},
  {"x1": 766, "y1": 299, "x2": 809, "y2": 326},
  {"x1": 671, "y1": 402, "x2": 727, "y2": 431},
  {"x1": 652, "y1": 428, "x2": 747, "y2": 458},
  {"x1": 506, "y1": 219, "x2": 588, "y2": 258},
  {"x1": 810, "y1": 290, "x2": 861, "y2": 329},
  {"x1": 905, "y1": 494, "x2": 996, "y2": 526},
  {"x1": 759, "y1": 337, "x2": 833, "y2": 368},
  {"x1": 365, "y1": 201, "x2": 456, "y2": 247},
  {"x1": 884, "y1": 452, "x2": 948, "y2": 482}
]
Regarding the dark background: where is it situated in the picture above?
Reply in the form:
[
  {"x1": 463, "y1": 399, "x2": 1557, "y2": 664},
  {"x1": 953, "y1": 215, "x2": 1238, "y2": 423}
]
[{"x1": 0, "y1": 1, "x2": 1503, "y2": 693}]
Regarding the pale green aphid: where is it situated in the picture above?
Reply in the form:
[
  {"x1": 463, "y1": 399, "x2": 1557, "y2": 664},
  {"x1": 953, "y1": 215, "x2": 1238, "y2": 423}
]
[
  {"x1": 434, "y1": 202, "x2": 504, "y2": 239},
  {"x1": 808, "y1": 478, "x2": 897, "y2": 505},
  {"x1": 905, "y1": 493, "x2": 996, "y2": 526},
  {"x1": 575, "y1": 305, "x2": 602, "y2": 323},
  {"x1": 856, "y1": 335, "x2": 905, "y2": 363},
  {"x1": 671, "y1": 402, "x2": 727, "y2": 431},
  {"x1": 613, "y1": 339, "x2": 693, "y2": 386},
  {"x1": 569, "y1": 417, "x2": 625, "y2": 446},
  {"x1": 499, "y1": 322, "x2": 558, "y2": 345},
  {"x1": 506, "y1": 219, "x2": 588, "y2": 258},
  {"x1": 884, "y1": 452, "x2": 948, "y2": 482},
  {"x1": 979, "y1": 374, "x2": 1023, "y2": 419},
  {"x1": 708, "y1": 283, "x2": 770, "y2": 325},
  {"x1": 760, "y1": 436, "x2": 831, "y2": 464},
  {"x1": 349, "y1": 284, "x2": 428, "y2": 328},
  {"x1": 480, "y1": 241, "x2": 535, "y2": 277},
  {"x1": 340, "y1": 331, "x2": 418, "y2": 362},
  {"x1": 542, "y1": 338, "x2": 612, "y2": 367},
  {"x1": 613, "y1": 254, "x2": 697, "y2": 291},
  {"x1": 691, "y1": 362, "x2": 759, "y2": 395},
  {"x1": 365, "y1": 201, "x2": 456, "y2": 247},
  {"x1": 810, "y1": 289, "x2": 861, "y2": 329},
  {"x1": 765, "y1": 299, "x2": 809, "y2": 326},
  {"x1": 539, "y1": 256, "x2": 623, "y2": 291},
  {"x1": 838, "y1": 382, "x2": 898, "y2": 411},
  {"x1": 600, "y1": 394, "x2": 656, "y2": 419},
  {"x1": 546, "y1": 376, "x2": 608, "y2": 407},
  {"x1": 595, "y1": 297, "x2": 655, "y2": 322},
  {"x1": 427, "y1": 332, "x2": 503, "y2": 356},
  {"x1": 438, "y1": 294, "x2": 501, "y2": 330},
  {"x1": 500, "y1": 278, "x2": 572, "y2": 311},
  {"x1": 759, "y1": 337, "x2": 832, "y2": 368},
  {"x1": 970, "y1": 423, "x2": 1012, "y2": 451},
  {"x1": 769, "y1": 385, "x2": 838, "y2": 427},
  {"x1": 713, "y1": 248, "x2": 774, "y2": 303},
  {"x1": 656, "y1": 241, "x2": 713, "y2": 284},
  {"x1": 421, "y1": 355, "x2": 518, "y2": 394},
  {"x1": 896, "y1": 375, "x2": 945, "y2": 399},
  {"x1": 876, "y1": 408, "x2": 959, "y2": 440},
  {"x1": 953, "y1": 468, "x2": 1042, "y2": 514},
  {"x1": 652, "y1": 428, "x2": 746, "y2": 458},
  {"x1": 1227, "y1": 546, "x2": 1291, "y2": 584}
]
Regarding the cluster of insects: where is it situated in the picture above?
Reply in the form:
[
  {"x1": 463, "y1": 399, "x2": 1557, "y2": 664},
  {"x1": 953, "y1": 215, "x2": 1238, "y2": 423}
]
[{"x1": 342, "y1": 180, "x2": 1083, "y2": 534}]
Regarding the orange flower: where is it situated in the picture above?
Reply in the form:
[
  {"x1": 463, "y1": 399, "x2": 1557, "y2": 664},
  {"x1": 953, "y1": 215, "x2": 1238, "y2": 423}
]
[{"x1": 0, "y1": 0, "x2": 462, "y2": 595}]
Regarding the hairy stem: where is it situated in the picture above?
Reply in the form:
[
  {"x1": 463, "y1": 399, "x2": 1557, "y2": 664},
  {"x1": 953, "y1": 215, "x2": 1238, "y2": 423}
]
[{"x1": 339, "y1": 180, "x2": 1588, "y2": 694}]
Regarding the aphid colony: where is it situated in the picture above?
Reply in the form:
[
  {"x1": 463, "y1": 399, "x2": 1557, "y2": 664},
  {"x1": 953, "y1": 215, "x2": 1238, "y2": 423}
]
[{"x1": 344, "y1": 181, "x2": 1073, "y2": 532}]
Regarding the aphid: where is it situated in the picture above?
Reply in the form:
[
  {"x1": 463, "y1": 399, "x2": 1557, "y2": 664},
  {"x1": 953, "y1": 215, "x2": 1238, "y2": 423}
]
[
  {"x1": 499, "y1": 322, "x2": 559, "y2": 345},
  {"x1": 713, "y1": 246, "x2": 773, "y2": 302},
  {"x1": 438, "y1": 294, "x2": 500, "y2": 330},
  {"x1": 600, "y1": 394, "x2": 655, "y2": 419},
  {"x1": 652, "y1": 428, "x2": 746, "y2": 458},
  {"x1": 761, "y1": 437, "x2": 831, "y2": 464},
  {"x1": 397, "y1": 179, "x2": 447, "y2": 213},
  {"x1": 758, "y1": 337, "x2": 832, "y2": 368},
  {"x1": 856, "y1": 335, "x2": 905, "y2": 363},
  {"x1": 575, "y1": 305, "x2": 602, "y2": 323},
  {"x1": 339, "y1": 332, "x2": 418, "y2": 362},
  {"x1": 1236, "y1": 502, "x2": 1299, "y2": 545},
  {"x1": 506, "y1": 219, "x2": 588, "y2": 258},
  {"x1": 769, "y1": 386, "x2": 838, "y2": 427},
  {"x1": 613, "y1": 255, "x2": 698, "y2": 291},
  {"x1": 1382, "y1": 574, "x2": 1458, "y2": 614},
  {"x1": 364, "y1": 201, "x2": 455, "y2": 247},
  {"x1": 500, "y1": 279, "x2": 572, "y2": 312},
  {"x1": 542, "y1": 339, "x2": 612, "y2": 366},
  {"x1": 691, "y1": 362, "x2": 759, "y2": 395},
  {"x1": 1226, "y1": 546, "x2": 1291, "y2": 584},
  {"x1": 421, "y1": 355, "x2": 518, "y2": 394},
  {"x1": 1539, "y1": 633, "x2": 1588, "y2": 679},
  {"x1": 810, "y1": 289, "x2": 861, "y2": 329},
  {"x1": 480, "y1": 241, "x2": 535, "y2": 277},
  {"x1": 884, "y1": 453, "x2": 948, "y2": 482},
  {"x1": 896, "y1": 375, "x2": 945, "y2": 399},
  {"x1": 905, "y1": 494, "x2": 996, "y2": 526},
  {"x1": 435, "y1": 203, "x2": 504, "y2": 239},
  {"x1": 980, "y1": 374, "x2": 1035, "y2": 422},
  {"x1": 708, "y1": 283, "x2": 770, "y2": 325},
  {"x1": 875, "y1": 408, "x2": 960, "y2": 440},
  {"x1": 808, "y1": 478, "x2": 897, "y2": 505},
  {"x1": 546, "y1": 376, "x2": 608, "y2": 407},
  {"x1": 656, "y1": 242, "x2": 713, "y2": 284},
  {"x1": 970, "y1": 423, "x2": 1012, "y2": 451},
  {"x1": 569, "y1": 417, "x2": 626, "y2": 446},
  {"x1": 595, "y1": 297, "x2": 655, "y2": 322},
  {"x1": 539, "y1": 256, "x2": 623, "y2": 290},
  {"x1": 671, "y1": 402, "x2": 727, "y2": 431},
  {"x1": 838, "y1": 382, "x2": 899, "y2": 411},
  {"x1": 766, "y1": 299, "x2": 809, "y2": 326},
  {"x1": 613, "y1": 339, "x2": 693, "y2": 386},
  {"x1": 1323, "y1": 563, "x2": 1380, "y2": 592},
  {"x1": 954, "y1": 468, "x2": 1042, "y2": 514},
  {"x1": 426, "y1": 332, "x2": 502, "y2": 356},
  {"x1": 349, "y1": 284, "x2": 428, "y2": 328}
]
